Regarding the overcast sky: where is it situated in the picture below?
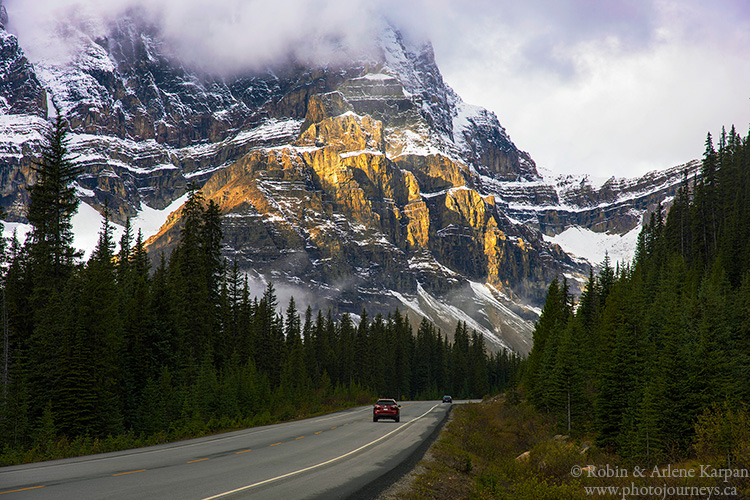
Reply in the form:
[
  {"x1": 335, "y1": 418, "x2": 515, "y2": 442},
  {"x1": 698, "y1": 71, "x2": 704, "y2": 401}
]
[
  {"x1": 424, "y1": 0, "x2": 750, "y2": 179},
  {"x1": 7, "y1": 0, "x2": 750, "y2": 179}
]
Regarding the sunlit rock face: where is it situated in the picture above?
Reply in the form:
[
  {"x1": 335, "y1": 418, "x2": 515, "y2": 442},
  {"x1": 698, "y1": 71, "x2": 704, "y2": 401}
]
[{"x1": 0, "y1": 10, "x2": 694, "y2": 354}]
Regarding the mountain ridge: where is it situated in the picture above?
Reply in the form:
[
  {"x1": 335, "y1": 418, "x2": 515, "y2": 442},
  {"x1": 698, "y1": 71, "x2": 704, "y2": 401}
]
[{"x1": 0, "y1": 10, "x2": 696, "y2": 353}]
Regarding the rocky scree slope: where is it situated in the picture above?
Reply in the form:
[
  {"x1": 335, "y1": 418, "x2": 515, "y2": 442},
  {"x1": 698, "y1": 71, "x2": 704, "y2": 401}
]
[{"x1": 0, "y1": 11, "x2": 695, "y2": 353}]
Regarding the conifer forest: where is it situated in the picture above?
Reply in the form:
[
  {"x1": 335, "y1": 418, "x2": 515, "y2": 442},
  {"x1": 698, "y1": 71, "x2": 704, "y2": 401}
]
[{"x1": 524, "y1": 125, "x2": 750, "y2": 463}]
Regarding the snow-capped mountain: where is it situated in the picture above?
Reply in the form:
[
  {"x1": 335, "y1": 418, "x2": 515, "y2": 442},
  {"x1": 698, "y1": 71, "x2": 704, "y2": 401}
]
[{"x1": 0, "y1": 7, "x2": 696, "y2": 353}]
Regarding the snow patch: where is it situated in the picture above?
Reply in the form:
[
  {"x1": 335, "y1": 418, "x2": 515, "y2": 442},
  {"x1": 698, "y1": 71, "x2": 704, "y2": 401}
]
[
  {"x1": 339, "y1": 149, "x2": 383, "y2": 159},
  {"x1": 544, "y1": 225, "x2": 640, "y2": 266},
  {"x1": 73, "y1": 182, "x2": 95, "y2": 198},
  {"x1": 388, "y1": 129, "x2": 444, "y2": 159},
  {"x1": 452, "y1": 101, "x2": 484, "y2": 148},
  {"x1": 1, "y1": 221, "x2": 32, "y2": 244},
  {"x1": 361, "y1": 73, "x2": 394, "y2": 81},
  {"x1": 131, "y1": 194, "x2": 191, "y2": 240},
  {"x1": 390, "y1": 284, "x2": 510, "y2": 350},
  {"x1": 416, "y1": 284, "x2": 508, "y2": 349},
  {"x1": 2, "y1": 203, "x2": 115, "y2": 261},
  {"x1": 70, "y1": 201, "x2": 115, "y2": 260}
]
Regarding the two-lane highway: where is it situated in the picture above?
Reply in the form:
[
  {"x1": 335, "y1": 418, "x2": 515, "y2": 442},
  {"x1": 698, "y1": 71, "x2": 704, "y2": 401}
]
[{"x1": 0, "y1": 400, "x2": 453, "y2": 499}]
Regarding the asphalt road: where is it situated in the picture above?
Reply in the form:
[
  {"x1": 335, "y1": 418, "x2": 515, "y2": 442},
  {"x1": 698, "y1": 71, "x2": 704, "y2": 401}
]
[{"x1": 0, "y1": 400, "x2": 454, "y2": 499}]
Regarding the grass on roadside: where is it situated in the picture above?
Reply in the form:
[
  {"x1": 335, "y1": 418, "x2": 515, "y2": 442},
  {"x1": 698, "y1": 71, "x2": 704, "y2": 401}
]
[{"x1": 399, "y1": 394, "x2": 750, "y2": 500}]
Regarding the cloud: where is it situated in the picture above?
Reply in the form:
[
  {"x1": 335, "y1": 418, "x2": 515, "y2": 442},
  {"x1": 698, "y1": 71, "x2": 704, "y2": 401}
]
[
  {"x1": 150, "y1": 0, "x2": 386, "y2": 72},
  {"x1": 3, "y1": 0, "x2": 691, "y2": 82},
  {"x1": 403, "y1": 0, "x2": 660, "y2": 83},
  {"x1": 427, "y1": 0, "x2": 750, "y2": 176},
  {"x1": 6, "y1": 0, "x2": 400, "y2": 72},
  {"x1": 5, "y1": 0, "x2": 750, "y2": 178}
]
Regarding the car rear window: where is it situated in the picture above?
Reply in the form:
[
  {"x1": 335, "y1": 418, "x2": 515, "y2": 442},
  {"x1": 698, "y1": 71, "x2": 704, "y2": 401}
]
[{"x1": 376, "y1": 400, "x2": 396, "y2": 405}]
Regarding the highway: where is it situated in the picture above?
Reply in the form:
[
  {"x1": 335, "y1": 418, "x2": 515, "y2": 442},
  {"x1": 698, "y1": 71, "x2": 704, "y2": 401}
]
[{"x1": 0, "y1": 400, "x2": 453, "y2": 499}]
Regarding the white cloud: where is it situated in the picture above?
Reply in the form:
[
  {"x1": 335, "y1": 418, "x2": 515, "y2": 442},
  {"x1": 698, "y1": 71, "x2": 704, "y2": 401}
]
[
  {"x1": 5, "y1": 0, "x2": 387, "y2": 72},
  {"x1": 445, "y1": 37, "x2": 750, "y2": 178},
  {"x1": 5, "y1": 0, "x2": 750, "y2": 179},
  {"x1": 430, "y1": 0, "x2": 750, "y2": 177}
]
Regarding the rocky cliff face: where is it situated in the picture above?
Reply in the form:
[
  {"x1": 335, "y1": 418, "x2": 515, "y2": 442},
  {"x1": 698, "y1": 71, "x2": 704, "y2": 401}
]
[{"x1": 0, "y1": 10, "x2": 696, "y2": 353}]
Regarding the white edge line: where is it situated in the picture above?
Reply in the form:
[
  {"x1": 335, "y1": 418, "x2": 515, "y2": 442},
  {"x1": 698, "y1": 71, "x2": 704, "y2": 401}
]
[{"x1": 201, "y1": 403, "x2": 441, "y2": 500}]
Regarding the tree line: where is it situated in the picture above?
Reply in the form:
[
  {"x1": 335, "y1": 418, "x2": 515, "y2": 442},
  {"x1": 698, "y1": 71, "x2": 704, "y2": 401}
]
[
  {"x1": 524, "y1": 124, "x2": 750, "y2": 464},
  {"x1": 0, "y1": 115, "x2": 520, "y2": 458}
]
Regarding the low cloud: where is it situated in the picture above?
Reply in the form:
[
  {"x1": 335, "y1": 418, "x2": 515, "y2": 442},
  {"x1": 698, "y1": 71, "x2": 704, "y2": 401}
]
[
  {"x1": 6, "y1": 0, "x2": 411, "y2": 73},
  {"x1": 10, "y1": 0, "x2": 660, "y2": 78},
  {"x1": 6, "y1": 0, "x2": 750, "y2": 177},
  {"x1": 4, "y1": 0, "x2": 689, "y2": 80}
]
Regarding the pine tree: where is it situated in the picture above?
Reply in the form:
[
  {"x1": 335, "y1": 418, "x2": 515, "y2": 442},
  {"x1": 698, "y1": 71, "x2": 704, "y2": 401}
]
[
  {"x1": 337, "y1": 313, "x2": 356, "y2": 386},
  {"x1": 26, "y1": 112, "x2": 82, "y2": 291},
  {"x1": 469, "y1": 331, "x2": 489, "y2": 398},
  {"x1": 75, "y1": 208, "x2": 124, "y2": 436},
  {"x1": 253, "y1": 282, "x2": 283, "y2": 386},
  {"x1": 19, "y1": 113, "x2": 87, "y2": 439},
  {"x1": 598, "y1": 252, "x2": 615, "y2": 308},
  {"x1": 547, "y1": 320, "x2": 585, "y2": 432},
  {"x1": 452, "y1": 321, "x2": 470, "y2": 397},
  {"x1": 390, "y1": 311, "x2": 412, "y2": 399},
  {"x1": 0, "y1": 232, "x2": 33, "y2": 449},
  {"x1": 413, "y1": 319, "x2": 434, "y2": 398},
  {"x1": 117, "y1": 218, "x2": 132, "y2": 282},
  {"x1": 170, "y1": 187, "x2": 217, "y2": 369},
  {"x1": 201, "y1": 200, "x2": 224, "y2": 297},
  {"x1": 121, "y1": 228, "x2": 154, "y2": 427},
  {"x1": 353, "y1": 309, "x2": 371, "y2": 387},
  {"x1": 524, "y1": 278, "x2": 572, "y2": 406}
]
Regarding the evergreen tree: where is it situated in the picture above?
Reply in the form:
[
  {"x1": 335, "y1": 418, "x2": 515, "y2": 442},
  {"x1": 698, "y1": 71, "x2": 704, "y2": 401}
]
[
  {"x1": 353, "y1": 309, "x2": 371, "y2": 387},
  {"x1": 524, "y1": 278, "x2": 572, "y2": 407},
  {"x1": 469, "y1": 331, "x2": 489, "y2": 398},
  {"x1": 19, "y1": 113, "x2": 86, "y2": 438},
  {"x1": 253, "y1": 282, "x2": 283, "y2": 386},
  {"x1": 452, "y1": 321, "x2": 470, "y2": 397},
  {"x1": 26, "y1": 112, "x2": 82, "y2": 291},
  {"x1": 547, "y1": 320, "x2": 585, "y2": 432},
  {"x1": 75, "y1": 208, "x2": 124, "y2": 436}
]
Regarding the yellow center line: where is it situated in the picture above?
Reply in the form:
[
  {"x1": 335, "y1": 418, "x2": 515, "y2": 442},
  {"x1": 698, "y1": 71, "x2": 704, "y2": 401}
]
[
  {"x1": 330, "y1": 426, "x2": 337, "y2": 430},
  {"x1": 235, "y1": 449, "x2": 252, "y2": 454},
  {"x1": 188, "y1": 458, "x2": 209, "y2": 463},
  {"x1": 113, "y1": 469, "x2": 147, "y2": 476},
  {"x1": 0, "y1": 486, "x2": 46, "y2": 495},
  {"x1": 270, "y1": 442, "x2": 282, "y2": 447},
  {"x1": 315, "y1": 431, "x2": 323, "y2": 434},
  {"x1": 295, "y1": 436, "x2": 304, "y2": 440}
]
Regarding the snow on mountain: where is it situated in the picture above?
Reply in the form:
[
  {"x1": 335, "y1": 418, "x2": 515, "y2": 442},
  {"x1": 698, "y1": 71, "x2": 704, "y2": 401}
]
[
  {"x1": 2, "y1": 193, "x2": 191, "y2": 260},
  {"x1": 544, "y1": 225, "x2": 641, "y2": 268}
]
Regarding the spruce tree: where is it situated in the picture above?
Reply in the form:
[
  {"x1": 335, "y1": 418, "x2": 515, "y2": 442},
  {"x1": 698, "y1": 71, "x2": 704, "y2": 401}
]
[
  {"x1": 23, "y1": 112, "x2": 83, "y2": 438},
  {"x1": 27, "y1": 112, "x2": 82, "y2": 290},
  {"x1": 76, "y1": 208, "x2": 125, "y2": 436},
  {"x1": 469, "y1": 331, "x2": 489, "y2": 398}
]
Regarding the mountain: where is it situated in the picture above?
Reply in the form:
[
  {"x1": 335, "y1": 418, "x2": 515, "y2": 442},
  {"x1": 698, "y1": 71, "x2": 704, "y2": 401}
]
[{"x1": 0, "y1": 8, "x2": 697, "y2": 354}]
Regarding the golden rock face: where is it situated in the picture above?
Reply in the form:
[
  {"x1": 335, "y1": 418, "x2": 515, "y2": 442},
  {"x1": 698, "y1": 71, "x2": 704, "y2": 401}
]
[{"x1": 148, "y1": 87, "x2": 569, "y2": 313}]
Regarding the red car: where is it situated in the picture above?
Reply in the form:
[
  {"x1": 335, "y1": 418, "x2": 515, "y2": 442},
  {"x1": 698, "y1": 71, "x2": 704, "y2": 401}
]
[{"x1": 373, "y1": 399, "x2": 401, "y2": 422}]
